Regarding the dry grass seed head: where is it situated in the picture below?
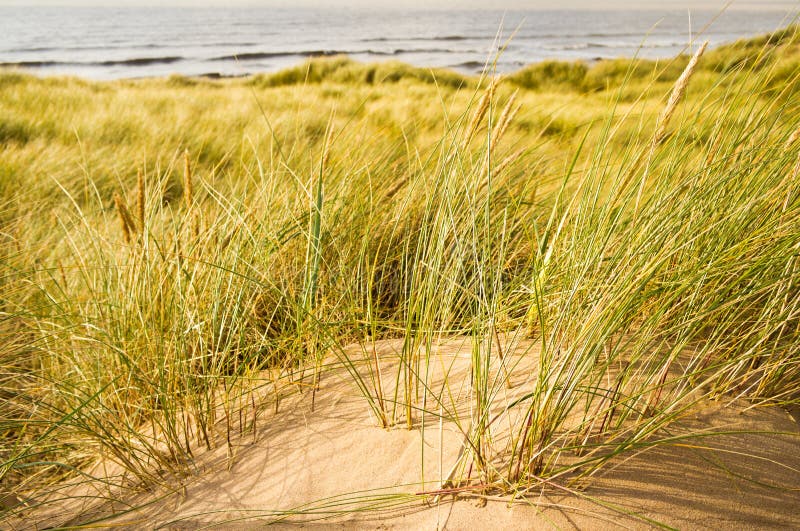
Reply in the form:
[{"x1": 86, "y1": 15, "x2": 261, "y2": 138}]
[
  {"x1": 137, "y1": 167, "x2": 145, "y2": 231},
  {"x1": 462, "y1": 77, "x2": 498, "y2": 149},
  {"x1": 183, "y1": 150, "x2": 194, "y2": 208},
  {"x1": 654, "y1": 41, "x2": 708, "y2": 144},
  {"x1": 491, "y1": 90, "x2": 520, "y2": 147},
  {"x1": 784, "y1": 127, "x2": 800, "y2": 152},
  {"x1": 114, "y1": 193, "x2": 136, "y2": 245},
  {"x1": 494, "y1": 148, "x2": 526, "y2": 175}
]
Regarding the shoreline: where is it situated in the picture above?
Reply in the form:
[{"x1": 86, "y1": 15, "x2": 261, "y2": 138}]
[
  {"x1": 0, "y1": 23, "x2": 789, "y2": 90},
  {"x1": 2, "y1": 11, "x2": 796, "y2": 82},
  {"x1": 0, "y1": 39, "x2": 738, "y2": 84}
]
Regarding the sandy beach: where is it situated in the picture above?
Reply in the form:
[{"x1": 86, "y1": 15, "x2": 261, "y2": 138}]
[{"x1": 12, "y1": 338, "x2": 800, "y2": 529}]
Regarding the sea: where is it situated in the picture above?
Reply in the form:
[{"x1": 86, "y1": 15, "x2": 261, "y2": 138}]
[{"x1": 0, "y1": 6, "x2": 797, "y2": 80}]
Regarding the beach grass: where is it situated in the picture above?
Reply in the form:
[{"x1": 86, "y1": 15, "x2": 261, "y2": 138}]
[{"x1": 1, "y1": 25, "x2": 799, "y2": 524}]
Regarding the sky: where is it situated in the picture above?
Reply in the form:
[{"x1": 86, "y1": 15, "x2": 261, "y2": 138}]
[{"x1": 0, "y1": 0, "x2": 798, "y2": 9}]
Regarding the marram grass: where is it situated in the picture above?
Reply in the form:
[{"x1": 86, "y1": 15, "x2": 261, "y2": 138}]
[{"x1": 1, "y1": 25, "x2": 799, "y2": 524}]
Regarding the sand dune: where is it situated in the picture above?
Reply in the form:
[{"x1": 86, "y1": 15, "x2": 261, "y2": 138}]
[{"x1": 11, "y1": 338, "x2": 799, "y2": 530}]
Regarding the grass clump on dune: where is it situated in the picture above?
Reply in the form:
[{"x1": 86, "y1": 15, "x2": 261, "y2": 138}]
[
  {"x1": 248, "y1": 55, "x2": 472, "y2": 89},
  {"x1": 1, "y1": 26, "x2": 800, "y2": 525}
]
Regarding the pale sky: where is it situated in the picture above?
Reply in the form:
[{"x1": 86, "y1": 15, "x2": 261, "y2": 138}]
[{"x1": 1, "y1": 0, "x2": 798, "y2": 9}]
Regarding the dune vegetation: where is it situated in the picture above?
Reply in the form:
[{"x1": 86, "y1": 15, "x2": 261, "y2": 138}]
[{"x1": 1, "y1": 25, "x2": 799, "y2": 526}]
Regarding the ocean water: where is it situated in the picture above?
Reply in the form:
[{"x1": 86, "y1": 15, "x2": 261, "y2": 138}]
[{"x1": 0, "y1": 7, "x2": 796, "y2": 79}]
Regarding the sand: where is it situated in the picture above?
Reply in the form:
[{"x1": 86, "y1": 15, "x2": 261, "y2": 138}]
[{"x1": 8, "y1": 337, "x2": 800, "y2": 530}]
